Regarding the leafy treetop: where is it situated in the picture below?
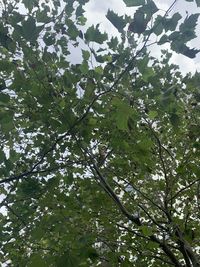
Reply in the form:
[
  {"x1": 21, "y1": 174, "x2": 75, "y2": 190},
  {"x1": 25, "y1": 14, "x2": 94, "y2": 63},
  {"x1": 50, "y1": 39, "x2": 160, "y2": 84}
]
[{"x1": 0, "y1": 0, "x2": 200, "y2": 266}]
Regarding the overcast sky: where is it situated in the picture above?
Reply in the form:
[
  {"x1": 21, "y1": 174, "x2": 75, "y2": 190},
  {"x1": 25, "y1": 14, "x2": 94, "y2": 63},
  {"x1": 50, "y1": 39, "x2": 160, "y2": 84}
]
[{"x1": 82, "y1": 0, "x2": 200, "y2": 74}]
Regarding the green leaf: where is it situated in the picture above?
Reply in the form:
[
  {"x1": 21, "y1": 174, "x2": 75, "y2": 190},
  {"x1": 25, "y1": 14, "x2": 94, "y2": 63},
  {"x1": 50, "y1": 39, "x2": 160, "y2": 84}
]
[
  {"x1": 1, "y1": 1, "x2": 200, "y2": 267},
  {"x1": 171, "y1": 41, "x2": 200, "y2": 58},
  {"x1": 23, "y1": 0, "x2": 39, "y2": 11},
  {"x1": 106, "y1": 10, "x2": 126, "y2": 32},
  {"x1": 86, "y1": 247, "x2": 99, "y2": 261},
  {"x1": 112, "y1": 98, "x2": 133, "y2": 130},
  {"x1": 31, "y1": 226, "x2": 45, "y2": 240},
  {"x1": 182, "y1": 47, "x2": 200, "y2": 59},
  {"x1": 137, "y1": 56, "x2": 155, "y2": 81},
  {"x1": 82, "y1": 49, "x2": 90, "y2": 60},
  {"x1": 148, "y1": 110, "x2": 158, "y2": 119},
  {"x1": 116, "y1": 113, "x2": 128, "y2": 130},
  {"x1": 85, "y1": 25, "x2": 107, "y2": 44},
  {"x1": 94, "y1": 66, "x2": 103, "y2": 75},
  {"x1": 107, "y1": 37, "x2": 119, "y2": 50},
  {"x1": 56, "y1": 252, "x2": 78, "y2": 267},
  {"x1": 158, "y1": 34, "x2": 169, "y2": 45},
  {"x1": 0, "y1": 31, "x2": 15, "y2": 52},
  {"x1": 141, "y1": 226, "x2": 153, "y2": 236},
  {"x1": 0, "y1": 112, "x2": 14, "y2": 134},
  {"x1": 195, "y1": 0, "x2": 200, "y2": 6},
  {"x1": 170, "y1": 13, "x2": 182, "y2": 29},
  {"x1": 163, "y1": 13, "x2": 182, "y2": 32},
  {"x1": 21, "y1": 17, "x2": 39, "y2": 41},
  {"x1": 78, "y1": 16, "x2": 87, "y2": 25},
  {"x1": 76, "y1": 5, "x2": 84, "y2": 18},
  {"x1": 168, "y1": 31, "x2": 179, "y2": 41},
  {"x1": 180, "y1": 14, "x2": 199, "y2": 32},
  {"x1": 179, "y1": 13, "x2": 199, "y2": 42},
  {"x1": 0, "y1": 93, "x2": 10, "y2": 103},
  {"x1": 145, "y1": 0, "x2": 158, "y2": 15},
  {"x1": 36, "y1": 9, "x2": 51, "y2": 23},
  {"x1": 170, "y1": 112, "x2": 180, "y2": 127},
  {"x1": 67, "y1": 23, "x2": 79, "y2": 40},
  {"x1": 79, "y1": 61, "x2": 89, "y2": 74},
  {"x1": 129, "y1": 1, "x2": 158, "y2": 34},
  {"x1": 20, "y1": 178, "x2": 41, "y2": 196},
  {"x1": 43, "y1": 33, "x2": 55, "y2": 46},
  {"x1": 0, "y1": 150, "x2": 5, "y2": 163},
  {"x1": 146, "y1": 241, "x2": 160, "y2": 249},
  {"x1": 123, "y1": 0, "x2": 145, "y2": 6},
  {"x1": 153, "y1": 21, "x2": 163, "y2": 36},
  {"x1": 143, "y1": 67, "x2": 155, "y2": 82},
  {"x1": 0, "y1": 60, "x2": 13, "y2": 72},
  {"x1": 27, "y1": 254, "x2": 48, "y2": 267},
  {"x1": 129, "y1": 11, "x2": 147, "y2": 34}
]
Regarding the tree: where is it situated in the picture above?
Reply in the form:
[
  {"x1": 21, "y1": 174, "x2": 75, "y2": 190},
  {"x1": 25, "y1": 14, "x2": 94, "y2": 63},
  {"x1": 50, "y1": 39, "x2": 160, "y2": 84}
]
[{"x1": 0, "y1": 0, "x2": 200, "y2": 266}]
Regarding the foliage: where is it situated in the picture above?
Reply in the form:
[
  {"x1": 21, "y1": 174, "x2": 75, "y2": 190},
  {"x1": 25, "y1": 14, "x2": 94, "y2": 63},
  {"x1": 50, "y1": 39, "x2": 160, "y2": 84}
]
[{"x1": 0, "y1": 0, "x2": 200, "y2": 266}]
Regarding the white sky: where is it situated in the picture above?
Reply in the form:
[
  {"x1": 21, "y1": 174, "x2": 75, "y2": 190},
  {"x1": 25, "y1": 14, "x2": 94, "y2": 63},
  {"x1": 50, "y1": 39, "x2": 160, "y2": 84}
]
[{"x1": 83, "y1": 0, "x2": 200, "y2": 74}]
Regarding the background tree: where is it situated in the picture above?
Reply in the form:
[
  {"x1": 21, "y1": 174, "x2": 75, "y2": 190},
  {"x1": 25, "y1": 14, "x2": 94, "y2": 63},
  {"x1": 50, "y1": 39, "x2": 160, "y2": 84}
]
[{"x1": 0, "y1": 0, "x2": 200, "y2": 266}]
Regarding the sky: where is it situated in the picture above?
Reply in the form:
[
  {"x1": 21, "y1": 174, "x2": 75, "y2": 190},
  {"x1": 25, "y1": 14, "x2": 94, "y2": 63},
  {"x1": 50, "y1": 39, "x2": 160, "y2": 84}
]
[{"x1": 82, "y1": 0, "x2": 200, "y2": 74}]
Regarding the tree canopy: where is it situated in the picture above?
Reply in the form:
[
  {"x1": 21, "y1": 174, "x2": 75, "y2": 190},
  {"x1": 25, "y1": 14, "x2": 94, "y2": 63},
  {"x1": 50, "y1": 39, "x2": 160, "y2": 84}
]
[{"x1": 0, "y1": 0, "x2": 200, "y2": 266}]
